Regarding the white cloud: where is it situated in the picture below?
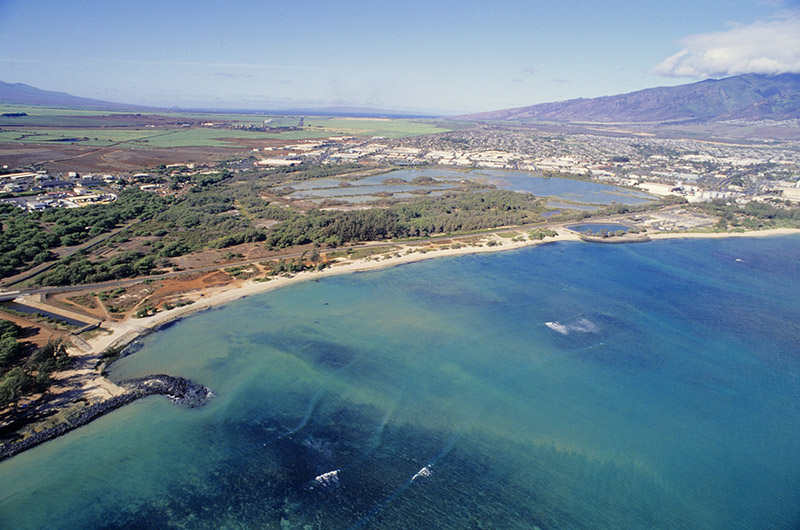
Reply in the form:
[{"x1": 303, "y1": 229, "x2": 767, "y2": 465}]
[{"x1": 653, "y1": 11, "x2": 800, "y2": 78}]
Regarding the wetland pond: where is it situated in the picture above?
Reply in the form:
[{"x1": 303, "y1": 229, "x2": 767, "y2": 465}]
[{"x1": 287, "y1": 168, "x2": 656, "y2": 207}]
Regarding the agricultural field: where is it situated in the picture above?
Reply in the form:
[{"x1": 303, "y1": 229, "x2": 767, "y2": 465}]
[
  {"x1": 287, "y1": 116, "x2": 452, "y2": 138},
  {"x1": 0, "y1": 105, "x2": 452, "y2": 149},
  {"x1": 0, "y1": 105, "x2": 144, "y2": 118},
  {"x1": 0, "y1": 128, "x2": 188, "y2": 147}
]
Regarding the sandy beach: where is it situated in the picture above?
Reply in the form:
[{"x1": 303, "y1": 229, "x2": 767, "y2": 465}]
[
  {"x1": 5, "y1": 224, "x2": 800, "y2": 444},
  {"x1": 35, "y1": 229, "x2": 578, "y2": 405},
  {"x1": 73, "y1": 225, "x2": 800, "y2": 367},
  {"x1": 77, "y1": 229, "x2": 583, "y2": 360},
  {"x1": 648, "y1": 227, "x2": 800, "y2": 240}
]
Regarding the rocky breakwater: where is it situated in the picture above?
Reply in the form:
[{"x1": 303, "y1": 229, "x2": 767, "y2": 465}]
[
  {"x1": 123, "y1": 374, "x2": 215, "y2": 408},
  {"x1": 0, "y1": 375, "x2": 213, "y2": 462}
]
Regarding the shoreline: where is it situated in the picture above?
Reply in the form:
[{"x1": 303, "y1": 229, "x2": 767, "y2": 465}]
[
  {"x1": 647, "y1": 227, "x2": 800, "y2": 240},
  {"x1": 2, "y1": 225, "x2": 799, "y2": 458},
  {"x1": 80, "y1": 231, "x2": 579, "y2": 355},
  {"x1": 72, "y1": 225, "x2": 800, "y2": 371},
  {"x1": 0, "y1": 374, "x2": 213, "y2": 462}
]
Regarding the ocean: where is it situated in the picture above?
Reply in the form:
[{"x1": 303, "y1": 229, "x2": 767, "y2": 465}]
[{"x1": 1, "y1": 236, "x2": 799, "y2": 529}]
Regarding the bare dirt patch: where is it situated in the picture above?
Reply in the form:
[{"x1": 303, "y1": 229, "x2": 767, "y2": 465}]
[
  {"x1": 0, "y1": 143, "x2": 245, "y2": 173},
  {"x1": 51, "y1": 292, "x2": 110, "y2": 320},
  {"x1": 168, "y1": 241, "x2": 316, "y2": 271},
  {"x1": 0, "y1": 312, "x2": 69, "y2": 348},
  {"x1": 143, "y1": 271, "x2": 238, "y2": 310}
]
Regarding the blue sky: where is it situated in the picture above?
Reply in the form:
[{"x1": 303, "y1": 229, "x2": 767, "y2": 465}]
[{"x1": 1, "y1": 0, "x2": 798, "y2": 114}]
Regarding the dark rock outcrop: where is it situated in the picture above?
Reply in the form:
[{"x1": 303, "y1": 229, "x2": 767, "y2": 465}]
[{"x1": 0, "y1": 374, "x2": 213, "y2": 462}]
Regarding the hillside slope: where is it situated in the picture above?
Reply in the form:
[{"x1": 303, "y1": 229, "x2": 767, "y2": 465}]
[
  {"x1": 0, "y1": 81, "x2": 140, "y2": 110},
  {"x1": 457, "y1": 74, "x2": 800, "y2": 123}
]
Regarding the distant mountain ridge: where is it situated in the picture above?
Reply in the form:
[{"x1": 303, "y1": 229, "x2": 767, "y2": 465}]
[
  {"x1": 0, "y1": 81, "x2": 141, "y2": 110},
  {"x1": 287, "y1": 106, "x2": 438, "y2": 119},
  {"x1": 4, "y1": 75, "x2": 799, "y2": 121},
  {"x1": 457, "y1": 74, "x2": 800, "y2": 123},
  {"x1": 0, "y1": 81, "x2": 437, "y2": 117}
]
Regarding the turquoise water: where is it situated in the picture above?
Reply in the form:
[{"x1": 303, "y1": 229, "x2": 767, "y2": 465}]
[{"x1": 2, "y1": 236, "x2": 800, "y2": 529}]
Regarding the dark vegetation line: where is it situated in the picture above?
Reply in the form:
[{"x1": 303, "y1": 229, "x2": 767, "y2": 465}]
[
  {"x1": 690, "y1": 199, "x2": 800, "y2": 230},
  {"x1": 2, "y1": 161, "x2": 798, "y2": 289}
]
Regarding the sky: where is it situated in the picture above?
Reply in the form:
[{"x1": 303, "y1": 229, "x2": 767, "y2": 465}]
[{"x1": 0, "y1": 0, "x2": 799, "y2": 114}]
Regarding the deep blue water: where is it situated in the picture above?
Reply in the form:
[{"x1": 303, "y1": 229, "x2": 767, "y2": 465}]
[{"x1": 1, "y1": 236, "x2": 799, "y2": 529}]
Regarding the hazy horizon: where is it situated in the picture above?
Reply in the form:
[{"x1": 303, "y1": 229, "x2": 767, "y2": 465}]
[{"x1": 1, "y1": 1, "x2": 798, "y2": 114}]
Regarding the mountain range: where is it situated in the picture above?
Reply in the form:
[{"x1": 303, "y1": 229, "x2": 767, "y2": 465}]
[
  {"x1": 0, "y1": 81, "x2": 140, "y2": 110},
  {"x1": 2, "y1": 74, "x2": 799, "y2": 123},
  {"x1": 0, "y1": 82, "x2": 439, "y2": 118},
  {"x1": 457, "y1": 74, "x2": 800, "y2": 123}
]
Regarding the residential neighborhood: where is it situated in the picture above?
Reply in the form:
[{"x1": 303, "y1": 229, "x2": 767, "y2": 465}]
[{"x1": 247, "y1": 126, "x2": 800, "y2": 205}]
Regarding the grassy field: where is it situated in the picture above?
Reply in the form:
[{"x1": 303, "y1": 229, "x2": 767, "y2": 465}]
[
  {"x1": 298, "y1": 117, "x2": 450, "y2": 138},
  {"x1": 0, "y1": 128, "x2": 188, "y2": 146},
  {"x1": 0, "y1": 105, "x2": 142, "y2": 117},
  {"x1": 0, "y1": 114, "x2": 148, "y2": 127},
  {"x1": 0, "y1": 105, "x2": 453, "y2": 145}
]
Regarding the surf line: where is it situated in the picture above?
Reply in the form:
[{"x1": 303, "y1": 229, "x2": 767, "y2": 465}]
[{"x1": 345, "y1": 432, "x2": 462, "y2": 530}]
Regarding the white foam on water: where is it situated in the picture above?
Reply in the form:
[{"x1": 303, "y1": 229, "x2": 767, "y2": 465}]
[
  {"x1": 545, "y1": 322, "x2": 569, "y2": 335},
  {"x1": 546, "y1": 317, "x2": 598, "y2": 335},
  {"x1": 412, "y1": 465, "x2": 432, "y2": 481},
  {"x1": 314, "y1": 469, "x2": 340, "y2": 487},
  {"x1": 571, "y1": 318, "x2": 599, "y2": 333}
]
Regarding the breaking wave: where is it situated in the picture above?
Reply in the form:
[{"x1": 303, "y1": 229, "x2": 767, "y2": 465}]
[
  {"x1": 312, "y1": 469, "x2": 340, "y2": 489},
  {"x1": 546, "y1": 317, "x2": 599, "y2": 335}
]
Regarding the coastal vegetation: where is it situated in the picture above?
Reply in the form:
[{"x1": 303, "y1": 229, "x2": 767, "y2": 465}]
[
  {"x1": 690, "y1": 199, "x2": 800, "y2": 231},
  {"x1": 3, "y1": 153, "x2": 794, "y2": 290},
  {"x1": 0, "y1": 189, "x2": 169, "y2": 280},
  {"x1": 4, "y1": 161, "x2": 553, "y2": 286},
  {"x1": 0, "y1": 319, "x2": 71, "y2": 409},
  {"x1": 529, "y1": 228, "x2": 558, "y2": 239},
  {"x1": 262, "y1": 190, "x2": 550, "y2": 248}
]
